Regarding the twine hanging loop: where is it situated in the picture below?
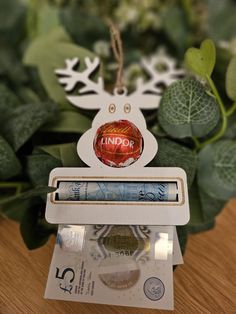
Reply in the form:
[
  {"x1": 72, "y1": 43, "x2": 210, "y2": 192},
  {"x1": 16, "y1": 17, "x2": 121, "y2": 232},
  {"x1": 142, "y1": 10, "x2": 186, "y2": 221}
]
[{"x1": 107, "y1": 19, "x2": 125, "y2": 94}]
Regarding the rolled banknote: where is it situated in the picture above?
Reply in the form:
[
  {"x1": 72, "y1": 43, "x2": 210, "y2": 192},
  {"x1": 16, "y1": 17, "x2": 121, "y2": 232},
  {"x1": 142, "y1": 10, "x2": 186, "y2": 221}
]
[{"x1": 56, "y1": 181, "x2": 178, "y2": 201}]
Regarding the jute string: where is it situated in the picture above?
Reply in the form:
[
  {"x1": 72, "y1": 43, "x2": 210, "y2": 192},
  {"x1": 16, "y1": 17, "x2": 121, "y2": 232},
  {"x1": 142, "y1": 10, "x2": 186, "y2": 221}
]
[{"x1": 107, "y1": 19, "x2": 124, "y2": 93}]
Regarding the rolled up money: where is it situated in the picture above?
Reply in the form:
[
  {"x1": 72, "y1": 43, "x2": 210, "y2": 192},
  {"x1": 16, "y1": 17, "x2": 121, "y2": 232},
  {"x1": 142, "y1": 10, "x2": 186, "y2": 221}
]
[{"x1": 56, "y1": 181, "x2": 178, "y2": 201}]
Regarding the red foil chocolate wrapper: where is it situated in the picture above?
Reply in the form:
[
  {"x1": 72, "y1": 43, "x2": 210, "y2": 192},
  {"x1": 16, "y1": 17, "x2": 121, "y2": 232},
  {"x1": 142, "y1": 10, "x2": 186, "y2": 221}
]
[{"x1": 93, "y1": 120, "x2": 143, "y2": 167}]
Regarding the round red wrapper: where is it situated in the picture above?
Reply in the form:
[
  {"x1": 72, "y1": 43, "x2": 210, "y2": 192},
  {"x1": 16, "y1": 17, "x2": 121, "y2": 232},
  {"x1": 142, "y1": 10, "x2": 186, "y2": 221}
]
[{"x1": 93, "y1": 120, "x2": 143, "y2": 167}]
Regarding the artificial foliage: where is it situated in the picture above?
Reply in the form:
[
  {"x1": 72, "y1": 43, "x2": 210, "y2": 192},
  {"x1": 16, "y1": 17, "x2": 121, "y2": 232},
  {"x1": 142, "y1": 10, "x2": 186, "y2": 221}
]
[{"x1": 0, "y1": 0, "x2": 236, "y2": 252}]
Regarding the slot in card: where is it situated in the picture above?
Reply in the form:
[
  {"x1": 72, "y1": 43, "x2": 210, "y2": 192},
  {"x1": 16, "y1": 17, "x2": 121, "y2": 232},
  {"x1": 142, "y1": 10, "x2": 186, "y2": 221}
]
[{"x1": 46, "y1": 167, "x2": 189, "y2": 225}]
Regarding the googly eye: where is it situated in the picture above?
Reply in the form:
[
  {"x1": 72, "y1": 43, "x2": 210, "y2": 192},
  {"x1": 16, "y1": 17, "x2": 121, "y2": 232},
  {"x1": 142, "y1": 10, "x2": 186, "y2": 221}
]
[
  {"x1": 124, "y1": 103, "x2": 131, "y2": 113},
  {"x1": 109, "y1": 103, "x2": 116, "y2": 113}
]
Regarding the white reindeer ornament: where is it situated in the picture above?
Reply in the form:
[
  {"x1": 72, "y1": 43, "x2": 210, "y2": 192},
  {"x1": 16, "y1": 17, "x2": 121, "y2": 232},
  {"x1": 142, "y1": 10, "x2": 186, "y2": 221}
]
[
  {"x1": 55, "y1": 55, "x2": 184, "y2": 169},
  {"x1": 45, "y1": 55, "x2": 190, "y2": 312},
  {"x1": 45, "y1": 54, "x2": 190, "y2": 226}
]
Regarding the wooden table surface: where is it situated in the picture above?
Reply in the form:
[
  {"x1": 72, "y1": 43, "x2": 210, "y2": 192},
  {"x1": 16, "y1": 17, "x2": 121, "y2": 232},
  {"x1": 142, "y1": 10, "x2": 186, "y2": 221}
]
[{"x1": 0, "y1": 200, "x2": 236, "y2": 314}]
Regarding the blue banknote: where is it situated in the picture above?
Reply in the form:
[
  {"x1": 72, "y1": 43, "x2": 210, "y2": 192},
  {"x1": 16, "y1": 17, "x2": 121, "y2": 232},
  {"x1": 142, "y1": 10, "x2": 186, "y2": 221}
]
[{"x1": 57, "y1": 181, "x2": 177, "y2": 202}]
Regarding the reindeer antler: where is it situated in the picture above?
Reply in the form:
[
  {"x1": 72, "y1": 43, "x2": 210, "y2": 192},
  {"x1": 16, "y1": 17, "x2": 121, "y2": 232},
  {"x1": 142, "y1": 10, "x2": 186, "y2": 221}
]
[
  {"x1": 133, "y1": 55, "x2": 185, "y2": 97},
  {"x1": 55, "y1": 57, "x2": 106, "y2": 95},
  {"x1": 127, "y1": 55, "x2": 185, "y2": 109}
]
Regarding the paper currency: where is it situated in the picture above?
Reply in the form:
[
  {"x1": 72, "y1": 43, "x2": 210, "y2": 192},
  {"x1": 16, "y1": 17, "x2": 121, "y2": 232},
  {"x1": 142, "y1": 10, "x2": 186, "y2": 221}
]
[
  {"x1": 56, "y1": 224, "x2": 183, "y2": 265},
  {"x1": 173, "y1": 227, "x2": 183, "y2": 265},
  {"x1": 56, "y1": 181, "x2": 178, "y2": 202},
  {"x1": 45, "y1": 225, "x2": 175, "y2": 310}
]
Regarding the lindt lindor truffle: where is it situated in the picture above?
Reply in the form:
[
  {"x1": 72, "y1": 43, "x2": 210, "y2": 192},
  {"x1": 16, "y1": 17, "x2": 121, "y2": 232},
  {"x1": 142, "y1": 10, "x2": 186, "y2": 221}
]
[{"x1": 93, "y1": 120, "x2": 143, "y2": 167}]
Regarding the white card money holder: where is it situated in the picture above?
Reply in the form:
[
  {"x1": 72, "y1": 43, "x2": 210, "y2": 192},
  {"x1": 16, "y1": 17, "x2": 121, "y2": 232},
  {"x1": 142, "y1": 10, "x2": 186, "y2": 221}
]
[{"x1": 45, "y1": 56, "x2": 190, "y2": 226}]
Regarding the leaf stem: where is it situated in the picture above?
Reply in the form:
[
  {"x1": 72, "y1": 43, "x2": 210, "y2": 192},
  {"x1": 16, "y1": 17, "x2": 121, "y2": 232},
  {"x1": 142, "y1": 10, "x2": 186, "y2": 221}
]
[
  {"x1": 206, "y1": 76, "x2": 226, "y2": 116},
  {"x1": 181, "y1": 0, "x2": 193, "y2": 25},
  {"x1": 0, "y1": 182, "x2": 29, "y2": 196},
  {"x1": 226, "y1": 102, "x2": 236, "y2": 117},
  {"x1": 192, "y1": 137, "x2": 201, "y2": 150},
  {"x1": 199, "y1": 76, "x2": 228, "y2": 148}
]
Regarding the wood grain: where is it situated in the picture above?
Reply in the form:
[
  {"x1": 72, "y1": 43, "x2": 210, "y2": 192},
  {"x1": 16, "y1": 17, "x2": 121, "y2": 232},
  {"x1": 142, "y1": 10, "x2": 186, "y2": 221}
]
[{"x1": 0, "y1": 200, "x2": 236, "y2": 314}]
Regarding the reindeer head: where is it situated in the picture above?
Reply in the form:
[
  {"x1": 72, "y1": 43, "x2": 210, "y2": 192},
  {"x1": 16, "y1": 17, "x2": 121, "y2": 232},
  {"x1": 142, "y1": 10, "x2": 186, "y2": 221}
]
[{"x1": 56, "y1": 55, "x2": 184, "y2": 168}]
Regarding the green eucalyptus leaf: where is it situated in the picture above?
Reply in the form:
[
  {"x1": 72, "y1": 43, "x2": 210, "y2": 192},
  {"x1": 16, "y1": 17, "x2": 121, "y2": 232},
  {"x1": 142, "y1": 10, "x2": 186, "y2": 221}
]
[
  {"x1": 226, "y1": 56, "x2": 236, "y2": 101},
  {"x1": 0, "y1": 135, "x2": 21, "y2": 180},
  {"x1": 189, "y1": 182, "x2": 203, "y2": 224},
  {"x1": 185, "y1": 39, "x2": 216, "y2": 78},
  {"x1": 158, "y1": 78, "x2": 220, "y2": 138},
  {"x1": 206, "y1": 0, "x2": 236, "y2": 41},
  {"x1": 1, "y1": 101, "x2": 58, "y2": 151},
  {"x1": 0, "y1": 186, "x2": 56, "y2": 204},
  {"x1": 187, "y1": 181, "x2": 215, "y2": 234},
  {"x1": 16, "y1": 87, "x2": 40, "y2": 104},
  {"x1": 161, "y1": 5, "x2": 188, "y2": 54},
  {"x1": 176, "y1": 226, "x2": 188, "y2": 255},
  {"x1": 198, "y1": 140, "x2": 236, "y2": 201},
  {"x1": 24, "y1": 27, "x2": 71, "y2": 64},
  {"x1": 60, "y1": 143, "x2": 84, "y2": 167},
  {"x1": 0, "y1": 0, "x2": 26, "y2": 45},
  {"x1": 153, "y1": 138, "x2": 197, "y2": 187},
  {"x1": 150, "y1": 124, "x2": 167, "y2": 138},
  {"x1": 38, "y1": 145, "x2": 61, "y2": 160},
  {"x1": 26, "y1": 153, "x2": 62, "y2": 187},
  {"x1": 42, "y1": 111, "x2": 91, "y2": 133},
  {"x1": 27, "y1": 1, "x2": 60, "y2": 39},
  {"x1": 23, "y1": 27, "x2": 95, "y2": 109},
  {"x1": 213, "y1": 47, "x2": 233, "y2": 94},
  {"x1": 60, "y1": 6, "x2": 109, "y2": 49},
  {"x1": 0, "y1": 199, "x2": 29, "y2": 222},
  {"x1": 189, "y1": 219, "x2": 215, "y2": 234},
  {"x1": 0, "y1": 186, "x2": 55, "y2": 222},
  {"x1": 26, "y1": 67, "x2": 48, "y2": 100},
  {"x1": 0, "y1": 84, "x2": 20, "y2": 122},
  {"x1": 0, "y1": 48, "x2": 28, "y2": 86},
  {"x1": 0, "y1": 182, "x2": 29, "y2": 202},
  {"x1": 199, "y1": 188, "x2": 225, "y2": 221},
  {"x1": 39, "y1": 142, "x2": 84, "y2": 167},
  {"x1": 20, "y1": 202, "x2": 56, "y2": 250},
  {"x1": 223, "y1": 112, "x2": 236, "y2": 140}
]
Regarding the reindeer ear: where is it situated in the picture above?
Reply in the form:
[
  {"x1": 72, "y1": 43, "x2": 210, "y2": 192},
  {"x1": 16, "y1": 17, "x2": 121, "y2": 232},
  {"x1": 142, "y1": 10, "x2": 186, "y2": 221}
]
[{"x1": 67, "y1": 95, "x2": 109, "y2": 110}]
